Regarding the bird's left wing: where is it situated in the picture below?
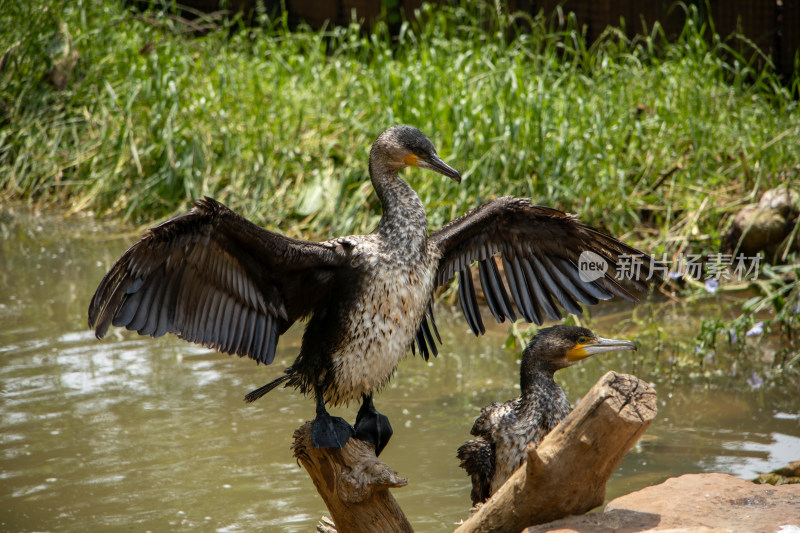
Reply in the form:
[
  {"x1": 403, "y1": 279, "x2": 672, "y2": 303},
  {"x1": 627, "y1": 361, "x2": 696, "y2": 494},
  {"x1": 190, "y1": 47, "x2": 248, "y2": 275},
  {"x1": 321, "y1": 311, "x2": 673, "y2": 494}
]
[
  {"x1": 88, "y1": 197, "x2": 351, "y2": 365},
  {"x1": 430, "y1": 197, "x2": 658, "y2": 335}
]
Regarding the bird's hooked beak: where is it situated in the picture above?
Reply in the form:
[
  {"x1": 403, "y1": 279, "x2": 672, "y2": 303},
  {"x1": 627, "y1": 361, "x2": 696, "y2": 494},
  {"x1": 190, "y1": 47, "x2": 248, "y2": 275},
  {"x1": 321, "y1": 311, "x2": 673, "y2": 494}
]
[
  {"x1": 567, "y1": 336, "x2": 637, "y2": 363},
  {"x1": 404, "y1": 153, "x2": 461, "y2": 183}
]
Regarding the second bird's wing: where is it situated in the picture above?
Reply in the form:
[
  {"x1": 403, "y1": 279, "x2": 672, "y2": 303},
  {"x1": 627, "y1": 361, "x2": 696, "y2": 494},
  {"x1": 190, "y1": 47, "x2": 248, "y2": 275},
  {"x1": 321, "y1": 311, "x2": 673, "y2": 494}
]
[
  {"x1": 456, "y1": 437, "x2": 494, "y2": 505},
  {"x1": 430, "y1": 196, "x2": 657, "y2": 335},
  {"x1": 88, "y1": 197, "x2": 351, "y2": 365}
]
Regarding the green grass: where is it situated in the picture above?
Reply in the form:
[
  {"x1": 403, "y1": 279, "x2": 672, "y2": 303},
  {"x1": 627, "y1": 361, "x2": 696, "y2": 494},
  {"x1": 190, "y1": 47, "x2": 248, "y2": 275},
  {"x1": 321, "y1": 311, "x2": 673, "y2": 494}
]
[{"x1": 2, "y1": 0, "x2": 798, "y2": 249}]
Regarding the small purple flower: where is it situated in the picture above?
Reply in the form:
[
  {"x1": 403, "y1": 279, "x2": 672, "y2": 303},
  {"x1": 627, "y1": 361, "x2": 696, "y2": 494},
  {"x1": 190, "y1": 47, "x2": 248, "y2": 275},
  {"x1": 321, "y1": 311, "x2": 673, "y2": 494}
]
[
  {"x1": 668, "y1": 270, "x2": 682, "y2": 280},
  {"x1": 704, "y1": 278, "x2": 719, "y2": 294},
  {"x1": 746, "y1": 322, "x2": 764, "y2": 337},
  {"x1": 728, "y1": 329, "x2": 738, "y2": 344},
  {"x1": 746, "y1": 370, "x2": 764, "y2": 389}
]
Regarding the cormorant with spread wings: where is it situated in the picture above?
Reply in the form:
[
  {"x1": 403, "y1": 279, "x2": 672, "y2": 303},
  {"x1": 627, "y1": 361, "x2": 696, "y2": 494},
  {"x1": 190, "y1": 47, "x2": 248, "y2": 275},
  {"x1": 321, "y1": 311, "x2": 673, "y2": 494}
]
[{"x1": 88, "y1": 125, "x2": 655, "y2": 455}]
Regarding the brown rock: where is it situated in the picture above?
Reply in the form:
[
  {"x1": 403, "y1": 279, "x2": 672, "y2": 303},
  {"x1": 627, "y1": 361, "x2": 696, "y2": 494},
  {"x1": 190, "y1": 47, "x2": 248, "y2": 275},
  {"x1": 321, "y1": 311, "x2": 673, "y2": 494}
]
[
  {"x1": 759, "y1": 187, "x2": 799, "y2": 218},
  {"x1": 772, "y1": 459, "x2": 800, "y2": 478},
  {"x1": 523, "y1": 473, "x2": 800, "y2": 533},
  {"x1": 721, "y1": 186, "x2": 799, "y2": 262},
  {"x1": 734, "y1": 208, "x2": 790, "y2": 254},
  {"x1": 755, "y1": 459, "x2": 800, "y2": 485}
]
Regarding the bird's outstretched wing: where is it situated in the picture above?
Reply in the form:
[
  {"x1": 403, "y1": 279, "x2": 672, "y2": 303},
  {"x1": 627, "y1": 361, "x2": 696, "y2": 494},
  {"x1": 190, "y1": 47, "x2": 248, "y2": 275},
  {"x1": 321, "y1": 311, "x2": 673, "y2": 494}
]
[
  {"x1": 88, "y1": 197, "x2": 351, "y2": 365},
  {"x1": 430, "y1": 197, "x2": 658, "y2": 334}
]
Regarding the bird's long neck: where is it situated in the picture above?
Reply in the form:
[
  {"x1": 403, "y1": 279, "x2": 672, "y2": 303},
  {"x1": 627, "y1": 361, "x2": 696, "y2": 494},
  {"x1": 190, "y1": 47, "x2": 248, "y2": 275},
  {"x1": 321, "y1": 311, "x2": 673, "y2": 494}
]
[
  {"x1": 370, "y1": 161, "x2": 429, "y2": 250},
  {"x1": 520, "y1": 357, "x2": 558, "y2": 395}
]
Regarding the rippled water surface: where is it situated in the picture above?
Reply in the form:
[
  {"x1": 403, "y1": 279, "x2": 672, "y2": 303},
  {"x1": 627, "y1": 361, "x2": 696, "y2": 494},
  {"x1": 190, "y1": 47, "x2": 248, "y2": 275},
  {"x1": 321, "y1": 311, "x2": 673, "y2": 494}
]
[{"x1": 1, "y1": 208, "x2": 798, "y2": 532}]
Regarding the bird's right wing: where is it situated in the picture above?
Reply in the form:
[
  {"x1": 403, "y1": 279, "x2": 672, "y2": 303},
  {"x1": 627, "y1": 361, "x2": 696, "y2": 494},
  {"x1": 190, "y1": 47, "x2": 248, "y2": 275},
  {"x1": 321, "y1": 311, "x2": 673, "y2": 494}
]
[
  {"x1": 88, "y1": 197, "x2": 351, "y2": 366},
  {"x1": 430, "y1": 197, "x2": 658, "y2": 335}
]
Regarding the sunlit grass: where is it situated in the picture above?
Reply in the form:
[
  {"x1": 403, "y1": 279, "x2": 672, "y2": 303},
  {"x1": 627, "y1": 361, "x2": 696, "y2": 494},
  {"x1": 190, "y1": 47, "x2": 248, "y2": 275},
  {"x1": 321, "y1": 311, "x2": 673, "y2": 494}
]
[{"x1": 1, "y1": 0, "x2": 798, "y2": 254}]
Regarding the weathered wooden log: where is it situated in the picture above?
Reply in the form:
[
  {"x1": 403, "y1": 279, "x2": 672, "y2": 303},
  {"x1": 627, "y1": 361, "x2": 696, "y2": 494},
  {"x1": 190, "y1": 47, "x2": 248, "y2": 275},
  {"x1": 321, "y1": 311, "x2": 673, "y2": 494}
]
[
  {"x1": 292, "y1": 422, "x2": 413, "y2": 533},
  {"x1": 454, "y1": 371, "x2": 657, "y2": 533}
]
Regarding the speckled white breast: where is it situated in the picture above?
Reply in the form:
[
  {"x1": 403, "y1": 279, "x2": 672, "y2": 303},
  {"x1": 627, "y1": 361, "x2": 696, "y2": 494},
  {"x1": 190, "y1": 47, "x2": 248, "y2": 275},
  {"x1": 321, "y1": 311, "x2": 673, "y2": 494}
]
[{"x1": 325, "y1": 239, "x2": 440, "y2": 405}]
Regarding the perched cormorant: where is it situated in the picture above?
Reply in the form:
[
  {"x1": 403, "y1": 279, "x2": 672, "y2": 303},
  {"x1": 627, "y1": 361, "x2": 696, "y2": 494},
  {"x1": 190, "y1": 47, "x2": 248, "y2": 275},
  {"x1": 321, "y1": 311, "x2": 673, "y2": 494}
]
[
  {"x1": 457, "y1": 325, "x2": 637, "y2": 505},
  {"x1": 88, "y1": 125, "x2": 655, "y2": 455}
]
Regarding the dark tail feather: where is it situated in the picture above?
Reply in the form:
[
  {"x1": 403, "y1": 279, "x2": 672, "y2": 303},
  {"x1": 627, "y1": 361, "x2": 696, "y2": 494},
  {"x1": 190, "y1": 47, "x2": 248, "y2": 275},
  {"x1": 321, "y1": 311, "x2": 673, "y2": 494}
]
[{"x1": 244, "y1": 374, "x2": 290, "y2": 403}]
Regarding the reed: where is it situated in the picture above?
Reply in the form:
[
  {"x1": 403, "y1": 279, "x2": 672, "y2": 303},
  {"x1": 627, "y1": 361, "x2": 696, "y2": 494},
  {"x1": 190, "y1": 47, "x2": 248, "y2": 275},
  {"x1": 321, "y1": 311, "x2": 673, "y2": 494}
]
[{"x1": 1, "y1": 0, "x2": 797, "y2": 250}]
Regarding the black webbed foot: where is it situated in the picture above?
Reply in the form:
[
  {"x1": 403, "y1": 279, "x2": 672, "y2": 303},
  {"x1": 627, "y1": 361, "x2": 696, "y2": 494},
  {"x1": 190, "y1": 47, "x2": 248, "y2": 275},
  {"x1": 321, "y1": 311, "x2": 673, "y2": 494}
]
[
  {"x1": 311, "y1": 385, "x2": 354, "y2": 450},
  {"x1": 311, "y1": 412, "x2": 354, "y2": 450},
  {"x1": 354, "y1": 393, "x2": 393, "y2": 456}
]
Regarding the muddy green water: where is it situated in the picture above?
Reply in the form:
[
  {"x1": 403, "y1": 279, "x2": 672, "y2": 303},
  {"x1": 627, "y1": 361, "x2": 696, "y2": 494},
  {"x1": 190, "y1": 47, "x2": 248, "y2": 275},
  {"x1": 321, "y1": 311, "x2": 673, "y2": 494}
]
[{"x1": 2, "y1": 209, "x2": 798, "y2": 532}]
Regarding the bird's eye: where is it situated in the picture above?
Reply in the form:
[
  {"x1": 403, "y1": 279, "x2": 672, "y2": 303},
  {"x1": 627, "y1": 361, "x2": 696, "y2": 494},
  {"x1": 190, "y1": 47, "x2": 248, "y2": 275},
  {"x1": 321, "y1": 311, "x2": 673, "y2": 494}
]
[{"x1": 578, "y1": 336, "x2": 587, "y2": 344}]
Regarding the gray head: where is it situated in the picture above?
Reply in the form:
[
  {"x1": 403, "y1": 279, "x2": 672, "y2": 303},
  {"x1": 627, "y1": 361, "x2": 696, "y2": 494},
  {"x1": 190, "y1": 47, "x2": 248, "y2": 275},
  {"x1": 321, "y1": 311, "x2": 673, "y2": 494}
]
[
  {"x1": 520, "y1": 325, "x2": 637, "y2": 392},
  {"x1": 370, "y1": 125, "x2": 461, "y2": 182}
]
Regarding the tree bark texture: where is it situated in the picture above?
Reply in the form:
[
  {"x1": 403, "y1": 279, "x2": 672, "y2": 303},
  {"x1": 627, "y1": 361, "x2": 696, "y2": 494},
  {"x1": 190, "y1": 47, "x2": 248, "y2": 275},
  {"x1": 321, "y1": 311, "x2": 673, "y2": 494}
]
[{"x1": 292, "y1": 422, "x2": 413, "y2": 533}]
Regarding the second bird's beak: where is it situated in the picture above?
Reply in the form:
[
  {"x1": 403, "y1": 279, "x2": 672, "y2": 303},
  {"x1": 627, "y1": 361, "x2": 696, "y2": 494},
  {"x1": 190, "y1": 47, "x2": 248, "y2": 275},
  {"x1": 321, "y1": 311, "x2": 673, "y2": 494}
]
[
  {"x1": 406, "y1": 153, "x2": 462, "y2": 183},
  {"x1": 567, "y1": 337, "x2": 637, "y2": 363}
]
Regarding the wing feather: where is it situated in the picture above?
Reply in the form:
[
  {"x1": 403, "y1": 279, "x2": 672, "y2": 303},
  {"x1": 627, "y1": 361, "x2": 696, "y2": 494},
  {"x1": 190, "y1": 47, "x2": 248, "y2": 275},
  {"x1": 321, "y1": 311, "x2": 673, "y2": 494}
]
[
  {"x1": 415, "y1": 328, "x2": 429, "y2": 361},
  {"x1": 477, "y1": 260, "x2": 503, "y2": 323},
  {"x1": 420, "y1": 318, "x2": 438, "y2": 358},
  {"x1": 88, "y1": 197, "x2": 350, "y2": 366},
  {"x1": 523, "y1": 257, "x2": 560, "y2": 321},
  {"x1": 533, "y1": 255, "x2": 583, "y2": 315},
  {"x1": 458, "y1": 268, "x2": 485, "y2": 335},
  {"x1": 430, "y1": 197, "x2": 659, "y2": 331}
]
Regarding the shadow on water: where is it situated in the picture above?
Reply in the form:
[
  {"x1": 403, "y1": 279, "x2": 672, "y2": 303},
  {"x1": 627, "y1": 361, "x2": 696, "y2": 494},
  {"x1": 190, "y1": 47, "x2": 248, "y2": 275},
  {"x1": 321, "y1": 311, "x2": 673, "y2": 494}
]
[{"x1": 1, "y1": 207, "x2": 798, "y2": 532}]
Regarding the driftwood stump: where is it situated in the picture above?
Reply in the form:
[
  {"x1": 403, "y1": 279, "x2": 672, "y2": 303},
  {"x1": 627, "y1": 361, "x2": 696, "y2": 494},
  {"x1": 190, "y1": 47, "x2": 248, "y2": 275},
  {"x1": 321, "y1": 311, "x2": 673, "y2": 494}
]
[
  {"x1": 292, "y1": 422, "x2": 413, "y2": 533},
  {"x1": 292, "y1": 371, "x2": 656, "y2": 533},
  {"x1": 454, "y1": 371, "x2": 657, "y2": 533}
]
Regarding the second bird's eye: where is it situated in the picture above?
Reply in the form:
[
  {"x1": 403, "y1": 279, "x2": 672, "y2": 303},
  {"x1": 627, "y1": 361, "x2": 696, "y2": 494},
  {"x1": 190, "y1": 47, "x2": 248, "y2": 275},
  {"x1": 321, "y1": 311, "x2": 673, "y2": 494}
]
[{"x1": 578, "y1": 336, "x2": 587, "y2": 343}]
